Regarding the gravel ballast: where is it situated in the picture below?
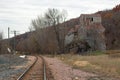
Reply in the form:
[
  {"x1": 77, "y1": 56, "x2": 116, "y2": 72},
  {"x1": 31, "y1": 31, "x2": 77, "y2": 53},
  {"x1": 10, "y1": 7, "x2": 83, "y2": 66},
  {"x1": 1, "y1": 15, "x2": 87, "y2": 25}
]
[{"x1": 0, "y1": 54, "x2": 35, "y2": 80}]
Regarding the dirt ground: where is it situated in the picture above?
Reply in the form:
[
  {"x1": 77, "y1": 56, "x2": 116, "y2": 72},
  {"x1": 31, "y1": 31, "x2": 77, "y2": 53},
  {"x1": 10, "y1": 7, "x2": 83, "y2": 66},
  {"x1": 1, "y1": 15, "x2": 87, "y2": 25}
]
[
  {"x1": 44, "y1": 56, "x2": 97, "y2": 80},
  {"x1": 56, "y1": 53, "x2": 120, "y2": 80}
]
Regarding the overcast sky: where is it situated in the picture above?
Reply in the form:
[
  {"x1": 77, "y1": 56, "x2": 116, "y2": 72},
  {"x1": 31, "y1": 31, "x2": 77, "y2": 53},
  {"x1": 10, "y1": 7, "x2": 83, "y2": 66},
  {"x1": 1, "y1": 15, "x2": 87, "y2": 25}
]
[{"x1": 0, "y1": 0, "x2": 120, "y2": 38}]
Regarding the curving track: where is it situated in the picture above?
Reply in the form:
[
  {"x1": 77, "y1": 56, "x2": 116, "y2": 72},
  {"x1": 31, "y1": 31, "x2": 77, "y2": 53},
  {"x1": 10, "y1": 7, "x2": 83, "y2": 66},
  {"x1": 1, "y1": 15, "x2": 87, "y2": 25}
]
[{"x1": 17, "y1": 56, "x2": 54, "y2": 80}]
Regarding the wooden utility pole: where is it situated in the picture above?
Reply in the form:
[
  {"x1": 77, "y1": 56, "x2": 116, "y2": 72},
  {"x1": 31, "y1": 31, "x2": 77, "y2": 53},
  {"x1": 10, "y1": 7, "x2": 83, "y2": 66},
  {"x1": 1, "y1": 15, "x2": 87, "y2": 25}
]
[
  {"x1": 11, "y1": 30, "x2": 19, "y2": 54},
  {"x1": 8, "y1": 27, "x2": 10, "y2": 39},
  {"x1": 8, "y1": 27, "x2": 11, "y2": 69}
]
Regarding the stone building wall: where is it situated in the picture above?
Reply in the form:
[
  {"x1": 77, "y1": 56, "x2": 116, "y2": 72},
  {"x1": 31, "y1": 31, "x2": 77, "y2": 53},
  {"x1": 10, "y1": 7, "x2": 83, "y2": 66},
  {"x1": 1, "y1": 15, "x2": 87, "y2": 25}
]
[
  {"x1": 65, "y1": 13, "x2": 106, "y2": 52},
  {"x1": 78, "y1": 14, "x2": 106, "y2": 51}
]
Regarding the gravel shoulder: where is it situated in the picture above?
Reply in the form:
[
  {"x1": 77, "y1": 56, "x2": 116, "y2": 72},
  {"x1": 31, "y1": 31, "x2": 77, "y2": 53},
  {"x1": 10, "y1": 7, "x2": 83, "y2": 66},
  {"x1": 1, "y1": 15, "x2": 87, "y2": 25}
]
[
  {"x1": 0, "y1": 54, "x2": 35, "y2": 80},
  {"x1": 44, "y1": 56, "x2": 97, "y2": 80}
]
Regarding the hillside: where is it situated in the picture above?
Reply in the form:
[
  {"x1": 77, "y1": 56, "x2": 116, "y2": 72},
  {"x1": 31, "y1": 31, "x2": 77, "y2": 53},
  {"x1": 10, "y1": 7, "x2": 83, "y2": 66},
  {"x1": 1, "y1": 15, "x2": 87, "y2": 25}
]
[
  {"x1": 98, "y1": 4, "x2": 120, "y2": 49},
  {"x1": 1, "y1": 4, "x2": 120, "y2": 54}
]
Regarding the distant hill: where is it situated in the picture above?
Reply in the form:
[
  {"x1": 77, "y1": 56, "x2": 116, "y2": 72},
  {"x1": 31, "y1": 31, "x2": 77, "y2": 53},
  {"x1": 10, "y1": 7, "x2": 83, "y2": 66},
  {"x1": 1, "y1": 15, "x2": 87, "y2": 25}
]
[{"x1": 97, "y1": 4, "x2": 120, "y2": 49}]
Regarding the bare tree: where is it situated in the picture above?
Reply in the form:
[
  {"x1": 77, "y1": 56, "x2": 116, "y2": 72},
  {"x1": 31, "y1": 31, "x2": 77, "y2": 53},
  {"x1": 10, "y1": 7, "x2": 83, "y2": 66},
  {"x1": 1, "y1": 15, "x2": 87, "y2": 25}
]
[
  {"x1": 45, "y1": 8, "x2": 62, "y2": 26},
  {"x1": 45, "y1": 8, "x2": 67, "y2": 53},
  {"x1": 61, "y1": 9, "x2": 68, "y2": 22},
  {"x1": 61, "y1": 9, "x2": 68, "y2": 52},
  {"x1": 31, "y1": 9, "x2": 67, "y2": 30},
  {"x1": 30, "y1": 8, "x2": 67, "y2": 53},
  {"x1": 31, "y1": 16, "x2": 49, "y2": 30},
  {"x1": 28, "y1": 26, "x2": 34, "y2": 32}
]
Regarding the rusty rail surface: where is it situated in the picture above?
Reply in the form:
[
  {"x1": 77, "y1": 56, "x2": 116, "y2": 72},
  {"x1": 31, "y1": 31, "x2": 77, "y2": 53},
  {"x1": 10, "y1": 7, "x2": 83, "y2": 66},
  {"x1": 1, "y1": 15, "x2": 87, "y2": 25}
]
[
  {"x1": 39, "y1": 56, "x2": 47, "y2": 80},
  {"x1": 17, "y1": 56, "x2": 38, "y2": 80},
  {"x1": 17, "y1": 55, "x2": 47, "y2": 80}
]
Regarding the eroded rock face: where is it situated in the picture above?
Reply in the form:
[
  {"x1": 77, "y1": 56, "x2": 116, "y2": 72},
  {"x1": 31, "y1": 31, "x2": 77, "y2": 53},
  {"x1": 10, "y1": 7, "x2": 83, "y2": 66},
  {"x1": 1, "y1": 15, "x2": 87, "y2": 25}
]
[
  {"x1": 79, "y1": 14, "x2": 106, "y2": 51},
  {"x1": 65, "y1": 14, "x2": 106, "y2": 52}
]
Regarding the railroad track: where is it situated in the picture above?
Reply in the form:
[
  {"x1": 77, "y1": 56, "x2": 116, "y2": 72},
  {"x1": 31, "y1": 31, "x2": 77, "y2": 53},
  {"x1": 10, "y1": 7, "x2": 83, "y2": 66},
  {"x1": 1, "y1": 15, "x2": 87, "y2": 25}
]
[{"x1": 17, "y1": 56, "x2": 52, "y2": 80}]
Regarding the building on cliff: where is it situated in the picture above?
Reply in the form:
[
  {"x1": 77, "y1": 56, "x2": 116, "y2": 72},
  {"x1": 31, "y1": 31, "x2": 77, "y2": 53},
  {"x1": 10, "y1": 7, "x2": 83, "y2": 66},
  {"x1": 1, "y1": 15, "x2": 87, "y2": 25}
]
[{"x1": 65, "y1": 14, "x2": 106, "y2": 53}]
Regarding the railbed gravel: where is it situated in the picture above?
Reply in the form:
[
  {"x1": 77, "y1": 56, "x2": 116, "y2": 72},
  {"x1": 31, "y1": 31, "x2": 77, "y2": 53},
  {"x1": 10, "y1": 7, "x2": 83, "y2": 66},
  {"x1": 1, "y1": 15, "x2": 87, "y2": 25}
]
[{"x1": 0, "y1": 54, "x2": 35, "y2": 80}]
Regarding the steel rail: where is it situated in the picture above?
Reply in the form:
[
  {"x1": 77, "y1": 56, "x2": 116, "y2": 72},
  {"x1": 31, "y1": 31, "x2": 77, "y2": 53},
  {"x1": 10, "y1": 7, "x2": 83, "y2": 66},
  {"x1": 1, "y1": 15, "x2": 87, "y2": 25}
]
[
  {"x1": 39, "y1": 56, "x2": 47, "y2": 80},
  {"x1": 17, "y1": 56, "x2": 38, "y2": 80}
]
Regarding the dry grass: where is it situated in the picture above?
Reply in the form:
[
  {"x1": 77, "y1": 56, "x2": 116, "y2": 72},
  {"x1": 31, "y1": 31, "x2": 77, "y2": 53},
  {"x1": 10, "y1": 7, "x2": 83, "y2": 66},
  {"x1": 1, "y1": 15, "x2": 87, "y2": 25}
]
[
  {"x1": 105, "y1": 50, "x2": 120, "y2": 58},
  {"x1": 57, "y1": 50, "x2": 120, "y2": 78}
]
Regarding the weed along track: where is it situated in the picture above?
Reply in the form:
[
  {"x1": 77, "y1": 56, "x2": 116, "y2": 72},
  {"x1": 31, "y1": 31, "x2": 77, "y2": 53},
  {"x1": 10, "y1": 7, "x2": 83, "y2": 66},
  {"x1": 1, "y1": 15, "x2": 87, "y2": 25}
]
[{"x1": 17, "y1": 56, "x2": 54, "y2": 80}]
